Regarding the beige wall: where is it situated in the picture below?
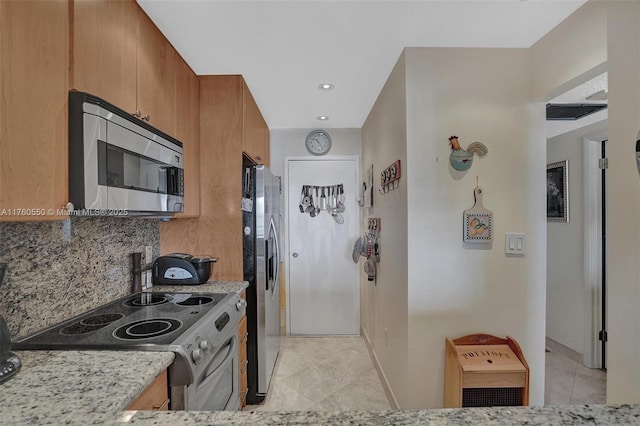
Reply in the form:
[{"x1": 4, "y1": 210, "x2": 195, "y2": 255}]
[
  {"x1": 403, "y1": 47, "x2": 546, "y2": 407},
  {"x1": 532, "y1": 0, "x2": 640, "y2": 403},
  {"x1": 361, "y1": 47, "x2": 547, "y2": 408},
  {"x1": 606, "y1": 0, "x2": 640, "y2": 404},
  {"x1": 360, "y1": 51, "x2": 409, "y2": 407},
  {"x1": 530, "y1": 0, "x2": 607, "y2": 101}
]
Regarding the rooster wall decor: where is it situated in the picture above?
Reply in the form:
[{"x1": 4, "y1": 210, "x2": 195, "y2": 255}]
[{"x1": 448, "y1": 136, "x2": 488, "y2": 171}]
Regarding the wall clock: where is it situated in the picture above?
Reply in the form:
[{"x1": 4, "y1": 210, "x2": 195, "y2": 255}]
[{"x1": 305, "y1": 129, "x2": 332, "y2": 155}]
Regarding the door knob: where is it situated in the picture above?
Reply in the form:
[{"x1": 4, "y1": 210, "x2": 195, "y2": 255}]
[{"x1": 292, "y1": 252, "x2": 299, "y2": 258}]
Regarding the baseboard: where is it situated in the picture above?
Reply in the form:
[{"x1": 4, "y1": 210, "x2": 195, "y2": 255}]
[
  {"x1": 546, "y1": 336, "x2": 583, "y2": 363},
  {"x1": 361, "y1": 327, "x2": 400, "y2": 409}
]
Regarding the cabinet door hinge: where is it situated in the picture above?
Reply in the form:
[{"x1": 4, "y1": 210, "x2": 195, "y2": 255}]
[
  {"x1": 598, "y1": 158, "x2": 609, "y2": 169},
  {"x1": 598, "y1": 330, "x2": 608, "y2": 342}
]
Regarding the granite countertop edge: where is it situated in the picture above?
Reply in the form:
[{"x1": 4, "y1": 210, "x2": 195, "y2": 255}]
[
  {"x1": 128, "y1": 403, "x2": 640, "y2": 425},
  {"x1": 150, "y1": 280, "x2": 248, "y2": 295}
]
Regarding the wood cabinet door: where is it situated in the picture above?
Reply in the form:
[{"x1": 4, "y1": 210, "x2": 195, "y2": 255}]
[
  {"x1": 71, "y1": 0, "x2": 137, "y2": 114},
  {"x1": 136, "y1": 7, "x2": 176, "y2": 137},
  {"x1": 173, "y1": 55, "x2": 200, "y2": 218},
  {"x1": 0, "y1": 0, "x2": 68, "y2": 221},
  {"x1": 126, "y1": 370, "x2": 170, "y2": 411},
  {"x1": 242, "y1": 80, "x2": 268, "y2": 165}
]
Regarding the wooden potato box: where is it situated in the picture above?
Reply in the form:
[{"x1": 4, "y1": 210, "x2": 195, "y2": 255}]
[{"x1": 444, "y1": 334, "x2": 529, "y2": 408}]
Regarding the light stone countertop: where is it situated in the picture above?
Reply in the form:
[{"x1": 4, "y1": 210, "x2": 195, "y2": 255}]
[
  {"x1": 2, "y1": 349, "x2": 640, "y2": 424},
  {"x1": 123, "y1": 404, "x2": 640, "y2": 425},
  {"x1": 150, "y1": 280, "x2": 248, "y2": 295},
  {"x1": 0, "y1": 350, "x2": 174, "y2": 425}
]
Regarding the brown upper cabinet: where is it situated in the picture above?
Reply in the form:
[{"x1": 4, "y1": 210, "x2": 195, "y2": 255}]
[
  {"x1": 0, "y1": 0, "x2": 69, "y2": 221},
  {"x1": 173, "y1": 55, "x2": 201, "y2": 218},
  {"x1": 160, "y1": 75, "x2": 269, "y2": 279},
  {"x1": 72, "y1": 0, "x2": 176, "y2": 138},
  {"x1": 242, "y1": 80, "x2": 270, "y2": 166},
  {"x1": 73, "y1": 0, "x2": 198, "y2": 217}
]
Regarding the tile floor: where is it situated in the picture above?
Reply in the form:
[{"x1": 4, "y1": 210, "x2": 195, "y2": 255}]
[
  {"x1": 245, "y1": 335, "x2": 606, "y2": 411},
  {"x1": 544, "y1": 345, "x2": 606, "y2": 405},
  {"x1": 244, "y1": 336, "x2": 391, "y2": 411}
]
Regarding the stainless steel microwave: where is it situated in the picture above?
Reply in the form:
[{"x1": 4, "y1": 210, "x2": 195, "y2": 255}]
[{"x1": 69, "y1": 91, "x2": 184, "y2": 217}]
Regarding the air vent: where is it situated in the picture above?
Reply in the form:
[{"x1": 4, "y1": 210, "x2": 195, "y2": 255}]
[{"x1": 546, "y1": 103, "x2": 607, "y2": 121}]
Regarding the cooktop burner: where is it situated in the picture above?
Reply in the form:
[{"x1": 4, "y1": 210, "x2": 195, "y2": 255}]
[
  {"x1": 13, "y1": 291, "x2": 233, "y2": 348},
  {"x1": 176, "y1": 296, "x2": 214, "y2": 306},
  {"x1": 113, "y1": 318, "x2": 182, "y2": 340},
  {"x1": 60, "y1": 313, "x2": 125, "y2": 335},
  {"x1": 122, "y1": 294, "x2": 169, "y2": 307}
]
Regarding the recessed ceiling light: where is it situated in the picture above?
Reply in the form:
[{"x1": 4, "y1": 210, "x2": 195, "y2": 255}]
[
  {"x1": 318, "y1": 83, "x2": 335, "y2": 91},
  {"x1": 317, "y1": 116, "x2": 329, "y2": 121}
]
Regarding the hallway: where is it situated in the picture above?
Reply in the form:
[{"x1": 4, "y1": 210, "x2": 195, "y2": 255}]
[
  {"x1": 245, "y1": 336, "x2": 390, "y2": 411},
  {"x1": 545, "y1": 341, "x2": 606, "y2": 405}
]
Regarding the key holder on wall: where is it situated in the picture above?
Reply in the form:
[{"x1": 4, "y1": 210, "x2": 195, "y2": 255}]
[{"x1": 379, "y1": 160, "x2": 401, "y2": 193}]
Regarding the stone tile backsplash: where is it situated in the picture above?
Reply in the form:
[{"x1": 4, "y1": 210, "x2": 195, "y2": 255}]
[{"x1": 0, "y1": 217, "x2": 159, "y2": 338}]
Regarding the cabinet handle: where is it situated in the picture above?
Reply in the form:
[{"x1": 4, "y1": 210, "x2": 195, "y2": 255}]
[
  {"x1": 143, "y1": 114, "x2": 150, "y2": 121},
  {"x1": 132, "y1": 110, "x2": 141, "y2": 118}
]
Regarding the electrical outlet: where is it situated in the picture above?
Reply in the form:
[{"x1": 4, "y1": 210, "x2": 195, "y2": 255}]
[
  {"x1": 384, "y1": 327, "x2": 389, "y2": 346},
  {"x1": 145, "y1": 246, "x2": 153, "y2": 265}
]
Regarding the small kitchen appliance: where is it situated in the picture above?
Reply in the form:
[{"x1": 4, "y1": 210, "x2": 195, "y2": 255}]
[
  {"x1": 152, "y1": 253, "x2": 218, "y2": 285},
  {"x1": 0, "y1": 315, "x2": 21, "y2": 384},
  {"x1": 69, "y1": 91, "x2": 185, "y2": 217},
  {"x1": 13, "y1": 291, "x2": 244, "y2": 411}
]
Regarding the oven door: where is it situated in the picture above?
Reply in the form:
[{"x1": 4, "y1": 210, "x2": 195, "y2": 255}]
[{"x1": 185, "y1": 335, "x2": 239, "y2": 411}]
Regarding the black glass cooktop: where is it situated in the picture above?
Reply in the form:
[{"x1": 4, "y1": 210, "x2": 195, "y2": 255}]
[{"x1": 13, "y1": 292, "x2": 229, "y2": 348}]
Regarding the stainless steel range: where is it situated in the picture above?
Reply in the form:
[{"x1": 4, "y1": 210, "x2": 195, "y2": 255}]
[{"x1": 13, "y1": 292, "x2": 244, "y2": 411}]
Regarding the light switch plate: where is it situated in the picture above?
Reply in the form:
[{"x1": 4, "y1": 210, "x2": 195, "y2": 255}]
[{"x1": 505, "y1": 233, "x2": 526, "y2": 255}]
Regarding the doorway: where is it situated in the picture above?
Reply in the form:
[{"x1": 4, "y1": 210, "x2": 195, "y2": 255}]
[
  {"x1": 285, "y1": 157, "x2": 360, "y2": 336},
  {"x1": 583, "y1": 136, "x2": 608, "y2": 370},
  {"x1": 545, "y1": 127, "x2": 608, "y2": 405}
]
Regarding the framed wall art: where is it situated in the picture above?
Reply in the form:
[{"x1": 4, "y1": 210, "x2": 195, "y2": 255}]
[{"x1": 547, "y1": 160, "x2": 569, "y2": 222}]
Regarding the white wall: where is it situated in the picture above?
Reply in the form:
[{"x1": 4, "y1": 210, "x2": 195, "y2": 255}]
[
  {"x1": 361, "y1": 51, "x2": 409, "y2": 407},
  {"x1": 546, "y1": 120, "x2": 607, "y2": 355},
  {"x1": 269, "y1": 128, "x2": 361, "y2": 178},
  {"x1": 606, "y1": 0, "x2": 640, "y2": 404},
  {"x1": 403, "y1": 47, "x2": 546, "y2": 408}
]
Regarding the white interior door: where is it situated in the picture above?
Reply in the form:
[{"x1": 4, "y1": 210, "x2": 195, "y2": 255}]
[{"x1": 287, "y1": 158, "x2": 359, "y2": 335}]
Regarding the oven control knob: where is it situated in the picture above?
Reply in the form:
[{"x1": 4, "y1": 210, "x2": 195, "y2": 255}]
[
  {"x1": 236, "y1": 300, "x2": 247, "y2": 312},
  {"x1": 191, "y1": 349, "x2": 203, "y2": 363},
  {"x1": 199, "y1": 341, "x2": 210, "y2": 352}
]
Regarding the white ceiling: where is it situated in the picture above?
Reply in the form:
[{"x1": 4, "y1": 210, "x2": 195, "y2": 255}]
[{"x1": 137, "y1": 0, "x2": 586, "y2": 129}]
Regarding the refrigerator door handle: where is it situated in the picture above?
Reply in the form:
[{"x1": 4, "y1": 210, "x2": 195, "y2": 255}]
[
  {"x1": 265, "y1": 239, "x2": 270, "y2": 291},
  {"x1": 265, "y1": 217, "x2": 279, "y2": 293},
  {"x1": 271, "y1": 218, "x2": 280, "y2": 292}
]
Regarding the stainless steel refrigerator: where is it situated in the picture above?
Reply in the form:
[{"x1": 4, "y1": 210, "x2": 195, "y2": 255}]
[{"x1": 242, "y1": 163, "x2": 281, "y2": 404}]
